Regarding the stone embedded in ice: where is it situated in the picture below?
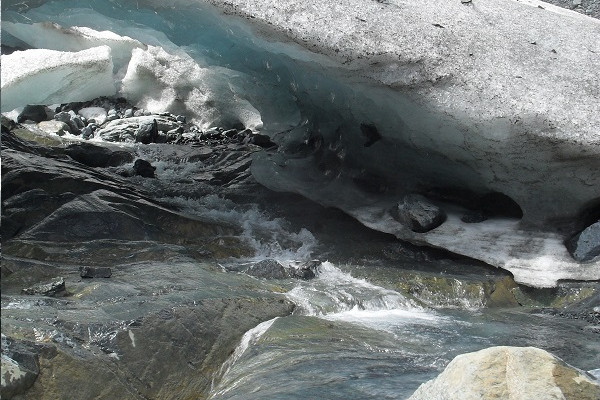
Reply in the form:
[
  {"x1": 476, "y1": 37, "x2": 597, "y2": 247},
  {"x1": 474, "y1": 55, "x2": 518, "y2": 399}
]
[
  {"x1": 1, "y1": 46, "x2": 116, "y2": 112},
  {"x1": 120, "y1": 46, "x2": 263, "y2": 130},
  {"x1": 567, "y1": 221, "x2": 600, "y2": 262},
  {"x1": 2, "y1": 21, "x2": 145, "y2": 72}
]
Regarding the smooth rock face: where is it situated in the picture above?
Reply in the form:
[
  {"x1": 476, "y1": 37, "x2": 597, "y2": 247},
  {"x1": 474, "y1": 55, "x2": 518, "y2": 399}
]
[
  {"x1": 391, "y1": 194, "x2": 446, "y2": 233},
  {"x1": 0, "y1": 46, "x2": 116, "y2": 111},
  {"x1": 409, "y1": 346, "x2": 600, "y2": 400}
]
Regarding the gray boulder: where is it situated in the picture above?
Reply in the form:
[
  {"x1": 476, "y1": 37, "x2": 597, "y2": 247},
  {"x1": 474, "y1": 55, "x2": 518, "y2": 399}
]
[
  {"x1": 567, "y1": 221, "x2": 600, "y2": 262},
  {"x1": 391, "y1": 194, "x2": 446, "y2": 233},
  {"x1": 135, "y1": 118, "x2": 158, "y2": 144},
  {"x1": 245, "y1": 259, "x2": 288, "y2": 279}
]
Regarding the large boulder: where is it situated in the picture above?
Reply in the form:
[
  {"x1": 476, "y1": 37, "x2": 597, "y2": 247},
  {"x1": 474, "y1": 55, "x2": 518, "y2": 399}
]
[
  {"x1": 567, "y1": 221, "x2": 600, "y2": 262},
  {"x1": 391, "y1": 194, "x2": 446, "y2": 233},
  {"x1": 409, "y1": 346, "x2": 600, "y2": 400}
]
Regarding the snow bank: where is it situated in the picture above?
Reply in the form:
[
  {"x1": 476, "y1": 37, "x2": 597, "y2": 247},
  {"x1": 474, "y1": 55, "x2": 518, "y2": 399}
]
[{"x1": 1, "y1": 46, "x2": 116, "y2": 112}]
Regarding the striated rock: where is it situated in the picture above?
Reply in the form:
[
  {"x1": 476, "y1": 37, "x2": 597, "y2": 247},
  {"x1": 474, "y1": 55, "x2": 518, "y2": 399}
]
[
  {"x1": 409, "y1": 346, "x2": 600, "y2": 400},
  {"x1": 22, "y1": 277, "x2": 65, "y2": 296},
  {"x1": 567, "y1": 221, "x2": 600, "y2": 262},
  {"x1": 391, "y1": 194, "x2": 446, "y2": 233}
]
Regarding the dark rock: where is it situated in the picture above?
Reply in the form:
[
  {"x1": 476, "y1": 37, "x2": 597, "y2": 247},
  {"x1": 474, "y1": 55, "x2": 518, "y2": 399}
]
[
  {"x1": 133, "y1": 159, "x2": 156, "y2": 178},
  {"x1": 289, "y1": 260, "x2": 320, "y2": 280},
  {"x1": 360, "y1": 123, "x2": 382, "y2": 147},
  {"x1": 1, "y1": 215, "x2": 22, "y2": 239},
  {"x1": 566, "y1": 221, "x2": 600, "y2": 262},
  {"x1": 461, "y1": 211, "x2": 487, "y2": 223},
  {"x1": 65, "y1": 143, "x2": 134, "y2": 168},
  {"x1": 18, "y1": 105, "x2": 49, "y2": 123},
  {"x1": 81, "y1": 125, "x2": 95, "y2": 139},
  {"x1": 54, "y1": 111, "x2": 81, "y2": 135},
  {"x1": 391, "y1": 194, "x2": 446, "y2": 233},
  {"x1": 22, "y1": 277, "x2": 65, "y2": 296},
  {"x1": 176, "y1": 115, "x2": 186, "y2": 123},
  {"x1": 478, "y1": 192, "x2": 523, "y2": 219},
  {"x1": 245, "y1": 259, "x2": 288, "y2": 279},
  {"x1": 249, "y1": 133, "x2": 277, "y2": 148},
  {"x1": 135, "y1": 119, "x2": 158, "y2": 144},
  {"x1": 79, "y1": 266, "x2": 112, "y2": 278}
]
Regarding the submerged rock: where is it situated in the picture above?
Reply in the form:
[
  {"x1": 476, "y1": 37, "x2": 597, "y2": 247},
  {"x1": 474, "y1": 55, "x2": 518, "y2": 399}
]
[
  {"x1": 22, "y1": 277, "x2": 65, "y2": 296},
  {"x1": 289, "y1": 260, "x2": 320, "y2": 280},
  {"x1": 391, "y1": 194, "x2": 446, "y2": 233},
  {"x1": 409, "y1": 346, "x2": 600, "y2": 400}
]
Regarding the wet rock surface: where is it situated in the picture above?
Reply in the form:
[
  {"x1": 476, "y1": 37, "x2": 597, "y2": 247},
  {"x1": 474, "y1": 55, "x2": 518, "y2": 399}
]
[{"x1": 391, "y1": 194, "x2": 446, "y2": 233}]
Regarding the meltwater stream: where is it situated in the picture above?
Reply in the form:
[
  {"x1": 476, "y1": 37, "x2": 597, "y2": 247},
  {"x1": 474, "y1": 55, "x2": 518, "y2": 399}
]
[{"x1": 209, "y1": 262, "x2": 599, "y2": 399}]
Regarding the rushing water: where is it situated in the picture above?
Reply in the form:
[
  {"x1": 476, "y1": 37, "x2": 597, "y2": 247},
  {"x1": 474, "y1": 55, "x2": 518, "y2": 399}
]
[{"x1": 207, "y1": 260, "x2": 599, "y2": 399}]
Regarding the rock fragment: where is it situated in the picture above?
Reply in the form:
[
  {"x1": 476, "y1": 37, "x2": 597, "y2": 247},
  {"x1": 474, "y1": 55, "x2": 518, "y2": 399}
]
[
  {"x1": 391, "y1": 194, "x2": 446, "y2": 233},
  {"x1": 22, "y1": 277, "x2": 65, "y2": 296}
]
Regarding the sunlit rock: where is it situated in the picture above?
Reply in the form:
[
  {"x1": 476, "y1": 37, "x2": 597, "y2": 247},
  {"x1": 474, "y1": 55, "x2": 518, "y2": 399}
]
[{"x1": 409, "y1": 346, "x2": 600, "y2": 400}]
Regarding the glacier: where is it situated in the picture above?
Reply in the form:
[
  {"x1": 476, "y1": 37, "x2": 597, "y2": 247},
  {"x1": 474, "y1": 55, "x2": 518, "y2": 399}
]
[{"x1": 1, "y1": 0, "x2": 599, "y2": 286}]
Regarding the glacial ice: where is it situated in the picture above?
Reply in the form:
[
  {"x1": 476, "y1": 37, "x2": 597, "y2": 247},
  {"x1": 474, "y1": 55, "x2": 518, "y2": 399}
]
[
  {"x1": 121, "y1": 45, "x2": 263, "y2": 130},
  {"x1": 1, "y1": 46, "x2": 116, "y2": 112},
  {"x1": 2, "y1": 0, "x2": 598, "y2": 286},
  {"x1": 2, "y1": 21, "x2": 145, "y2": 72}
]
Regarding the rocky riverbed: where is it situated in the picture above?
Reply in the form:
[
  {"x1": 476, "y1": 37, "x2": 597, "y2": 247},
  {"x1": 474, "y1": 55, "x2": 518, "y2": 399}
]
[{"x1": 2, "y1": 98, "x2": 599, "y2": 399}]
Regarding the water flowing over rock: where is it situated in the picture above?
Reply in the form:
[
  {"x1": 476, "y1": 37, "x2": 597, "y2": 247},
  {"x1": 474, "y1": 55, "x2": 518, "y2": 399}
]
[{"x1": 409, "y1": 346, "x2": 600, "y2": 400}]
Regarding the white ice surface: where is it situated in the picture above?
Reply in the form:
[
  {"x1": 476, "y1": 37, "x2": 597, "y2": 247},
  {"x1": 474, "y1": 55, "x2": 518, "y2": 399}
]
[
  {"x1": 121, "y1": 45, "x2": 263, "y2": 130},
  {"x1": 2, "y1": 22, "x2": 145, "y2": 72},
  {"x1": 1, "y1": 46, "x2": 116, "y2": 112}
]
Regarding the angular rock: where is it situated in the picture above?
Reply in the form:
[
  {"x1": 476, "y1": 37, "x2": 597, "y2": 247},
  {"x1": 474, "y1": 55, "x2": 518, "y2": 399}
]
[
  {"x1": 79, "y1": 266, "x2": 112, "y2": 278},
  {"x1": 245, "y1": 259, "x2": 288, "y2": 279},
  {"x1": 22, "y1": 277, "x2": 65, "y2": 296},
  {"x1": 409, "y1": 346, "x2": 600, "y2": 400},
  {"x1": 391, "y1": 194, "x2": 446, "y2": 233},
  {"x1": 133, "y1": 159, "x2": 156, "y2": 178},
  {"x1": 135, "y1": 118, "x2": 158, "y2": 144},
  {"x1": 567, "y1": 221, "x2": 600, "y2": 262}
]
